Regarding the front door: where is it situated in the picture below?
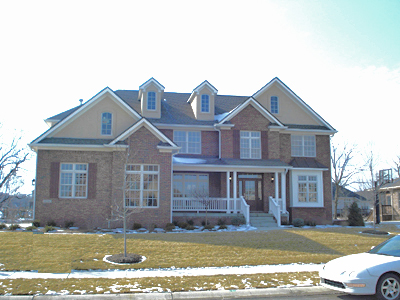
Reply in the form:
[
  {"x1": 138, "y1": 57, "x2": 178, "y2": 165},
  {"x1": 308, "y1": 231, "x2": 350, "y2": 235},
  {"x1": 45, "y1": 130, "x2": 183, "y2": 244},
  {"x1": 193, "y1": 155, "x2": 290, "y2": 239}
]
[{"x1": 238, "y1": 174, "x2": 263, "y2": 211}]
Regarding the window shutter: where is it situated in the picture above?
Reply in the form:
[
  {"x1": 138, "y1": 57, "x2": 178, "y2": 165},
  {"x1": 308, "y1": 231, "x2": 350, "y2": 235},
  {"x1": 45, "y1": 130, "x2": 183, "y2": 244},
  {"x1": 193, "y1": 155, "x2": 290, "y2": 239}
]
[
  {"x1": 88, "y1": 163, "x2": 97, "y2": 199},
  {"x1": 233, "y1": 130, "x2": 240, "y2": 159},
  {"x1": 50, "y1": 162, "x2": 60, "y2": 198},
  {"x1": 261, "y1": 131, "x2": 268, "y2": 159}
]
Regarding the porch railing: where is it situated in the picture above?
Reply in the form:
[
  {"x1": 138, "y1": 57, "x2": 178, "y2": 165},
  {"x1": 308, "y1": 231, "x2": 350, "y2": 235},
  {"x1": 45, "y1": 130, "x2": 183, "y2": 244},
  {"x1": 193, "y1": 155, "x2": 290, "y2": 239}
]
[
  {"x1": 269, "y1": 196, "x2": 281, "y2": 226},
  {"x1": 238, "y1": 196, "x2": 250, "y2": 225},
  {"x1": 172, "y1": 197, "x2": 250, "y2": 225},
  {"x1": 172, "y1": 198, "x2": 229, "y2": 212}
]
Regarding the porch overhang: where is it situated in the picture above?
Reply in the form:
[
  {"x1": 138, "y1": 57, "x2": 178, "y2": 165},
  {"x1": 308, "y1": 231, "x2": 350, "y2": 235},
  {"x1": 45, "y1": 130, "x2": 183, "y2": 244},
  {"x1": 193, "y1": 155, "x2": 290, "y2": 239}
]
[{"x1": 172, "y1": 157, "x2": 291, "y2": 173}]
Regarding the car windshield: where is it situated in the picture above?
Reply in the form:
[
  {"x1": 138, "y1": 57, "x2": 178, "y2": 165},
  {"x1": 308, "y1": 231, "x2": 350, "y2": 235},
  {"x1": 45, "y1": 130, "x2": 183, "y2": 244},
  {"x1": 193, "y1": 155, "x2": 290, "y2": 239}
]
[{"x1": 369, "y1": 235, "x2": 400, "y2": 257}]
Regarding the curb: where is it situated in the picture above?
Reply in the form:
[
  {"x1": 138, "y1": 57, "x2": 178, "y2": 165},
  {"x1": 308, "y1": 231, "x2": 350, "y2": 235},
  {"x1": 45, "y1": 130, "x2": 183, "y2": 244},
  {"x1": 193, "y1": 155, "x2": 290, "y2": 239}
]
[{"x1": 1, "y1": 286, "x2": 342, "y2": 299}]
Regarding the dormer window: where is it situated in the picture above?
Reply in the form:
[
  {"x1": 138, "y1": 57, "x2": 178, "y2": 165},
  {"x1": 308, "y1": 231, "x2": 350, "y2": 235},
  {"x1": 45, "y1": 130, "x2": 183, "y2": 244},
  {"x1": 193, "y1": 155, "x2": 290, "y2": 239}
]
[
  {"x1": 271, "y1": 96, "x2": 279, "y2": 114},
  {"x1": 201, "y1": 94, "x2": 210, "y2": 113},
  {"x1": 147, "y1": 91, "x2": 156, "y2": 110},
  {"x1": 101, "y1": 112, "x2": 112, "y2": 135}
]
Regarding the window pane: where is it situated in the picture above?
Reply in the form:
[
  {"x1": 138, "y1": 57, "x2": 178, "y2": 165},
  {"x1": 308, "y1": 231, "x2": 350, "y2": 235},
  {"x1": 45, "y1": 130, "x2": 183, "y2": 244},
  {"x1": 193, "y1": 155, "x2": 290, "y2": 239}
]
[
  {"x1": 61, "y1": 163, "x2": 73, "y2": 171},
  {"x1": 147, "y1": 92, "x2": 156, "y2": 110},
  {"x1": 201, "y1": 94, "x2": 209, "y2": 113},
  {"x1": 240, "y1": 131, "x2": 261, "y2": 159},
  {"x1": 101, "y1": 112, "x2": 112, "y2": 135},
  {"x1": 126, "y1": 164, "x2": 140, "y2": 172},
  {"x1": 173, "y1": 182, "x2": 183, "y2": 197}
]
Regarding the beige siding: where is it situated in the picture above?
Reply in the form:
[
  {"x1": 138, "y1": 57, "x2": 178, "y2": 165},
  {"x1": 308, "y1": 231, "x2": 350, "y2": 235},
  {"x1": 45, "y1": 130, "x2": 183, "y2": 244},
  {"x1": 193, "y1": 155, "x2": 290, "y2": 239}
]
[
  {"x1": 53, "y1": 95, "x2": 138, "y2": 139},
  {"x1": 255, "y1": 83, "x2": 319, "y2": 125}
]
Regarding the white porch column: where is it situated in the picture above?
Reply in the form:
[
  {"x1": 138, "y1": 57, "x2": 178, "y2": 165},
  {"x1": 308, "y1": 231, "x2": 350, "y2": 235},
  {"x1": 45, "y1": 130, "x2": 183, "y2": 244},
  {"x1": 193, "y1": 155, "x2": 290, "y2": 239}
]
[
  {"x1": 274, "y1": 171, "x2": 279, "y2": 202},
  {"x1": 281, "y1": 171, "x2": 286, "y2": 212},
  {"x1": 226, "y1": 171, "x2": 230, "y2": 213},
  {"x1": 233, "y1": 171, "x2": 237, "y2": 213}
]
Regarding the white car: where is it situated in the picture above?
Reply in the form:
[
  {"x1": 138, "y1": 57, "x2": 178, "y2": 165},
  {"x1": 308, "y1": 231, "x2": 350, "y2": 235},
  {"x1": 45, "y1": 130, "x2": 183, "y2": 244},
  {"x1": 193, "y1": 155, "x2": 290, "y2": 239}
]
[{"x1": 320, "y1": 235, "x2": 400, "y2": 300}]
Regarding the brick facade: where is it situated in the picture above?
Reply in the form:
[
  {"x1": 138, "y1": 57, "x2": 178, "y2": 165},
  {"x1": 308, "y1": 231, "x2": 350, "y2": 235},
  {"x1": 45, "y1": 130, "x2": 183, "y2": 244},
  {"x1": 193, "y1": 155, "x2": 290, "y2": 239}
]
[{"x1": 34, "y1": 126, "x2": 173, "y2": 229}]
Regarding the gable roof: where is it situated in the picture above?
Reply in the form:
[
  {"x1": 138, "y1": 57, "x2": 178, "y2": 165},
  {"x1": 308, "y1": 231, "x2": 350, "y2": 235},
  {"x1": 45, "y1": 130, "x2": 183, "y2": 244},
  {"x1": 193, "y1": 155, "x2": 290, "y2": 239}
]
[
  {"x1": 139, "y1": 77, "x2": 165, "y2": 91},
  {"x1": 40, "y1": 78, "x2": 336, "y2": 132},
  {"x1": 332, "y1": 185, "x2": 367, "y2": 200},
  {"x1": 216, "y1": 97, "x2": 285, "y2": 127},
  {"x1": 253, "y1": 77, "x2": 336, "y2": 133},
  {"x1": 31, "y1": 87, "x2": 141, "y2": 145},
  {"x1": 110, "y1": 118, "x2": 179, "y2": 150}
]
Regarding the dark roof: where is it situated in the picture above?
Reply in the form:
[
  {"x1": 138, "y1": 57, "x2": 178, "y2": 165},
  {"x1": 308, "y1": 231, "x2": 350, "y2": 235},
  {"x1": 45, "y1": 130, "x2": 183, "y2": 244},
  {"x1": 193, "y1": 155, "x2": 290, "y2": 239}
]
[
  {"x1": 290, "y1": 157, "x2": 328, "y2": 169},
  {"x1": 39, "y1": 138, "x2": 126, "y2": 145},
  {"x1": 332, "y1": 185, "x2": 367, "y2": 200}
]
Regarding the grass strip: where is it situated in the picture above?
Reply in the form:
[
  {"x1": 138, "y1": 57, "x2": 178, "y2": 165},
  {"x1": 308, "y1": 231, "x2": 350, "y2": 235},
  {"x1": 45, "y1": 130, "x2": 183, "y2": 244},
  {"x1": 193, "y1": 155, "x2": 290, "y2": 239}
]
[{"x1": 0, "y1": 272, "x2": 320, "y2": 295}]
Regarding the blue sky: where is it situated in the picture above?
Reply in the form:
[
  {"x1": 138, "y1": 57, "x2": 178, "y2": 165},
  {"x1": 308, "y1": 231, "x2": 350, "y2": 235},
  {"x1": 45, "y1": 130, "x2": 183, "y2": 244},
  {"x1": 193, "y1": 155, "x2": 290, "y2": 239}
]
[{"x1": 1, "y1": 0, "x2": 399, "y2": 193}]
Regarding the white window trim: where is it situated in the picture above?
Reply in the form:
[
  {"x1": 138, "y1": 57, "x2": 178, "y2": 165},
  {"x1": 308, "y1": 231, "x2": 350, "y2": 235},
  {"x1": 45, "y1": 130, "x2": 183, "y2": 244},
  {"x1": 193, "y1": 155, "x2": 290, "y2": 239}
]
[
  {"x1": 291, "y1": 135, "x2": 316, "y2": 157},
  {"x1": 147, "y1": 91, "x2": 157, "y2": 111},
  {"x1": 59, "y1": 163, "x2": 88, "y2": 199},
  {"x1": 101, "y1": 112, "x2": 113, "y2": 136},
  {"x1": 291, "y1": 170, "x2": 323, "y2": 207},
  {"x1": 173, "y1": 131, "x2": 201, "y2": 154},
  {"x1": 125, "y1": 164, "x2": 160, "y2": 208},
  {"x1": 271, "y1": 96, "x2": 279, "y2": 114},
  {"x1": 240, "y1": 131, "x2": 261, "y2": 159},
  {"x1": 200, "y1": 94, "x2": 210, "y2": 113}
]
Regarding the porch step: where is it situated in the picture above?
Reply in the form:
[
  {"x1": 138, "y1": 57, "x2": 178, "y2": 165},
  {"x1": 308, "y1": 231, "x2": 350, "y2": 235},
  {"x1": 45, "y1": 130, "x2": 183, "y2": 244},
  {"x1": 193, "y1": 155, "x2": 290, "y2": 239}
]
[{"x1": 250, "y1": 212, "x2": 278, "y2": 228}]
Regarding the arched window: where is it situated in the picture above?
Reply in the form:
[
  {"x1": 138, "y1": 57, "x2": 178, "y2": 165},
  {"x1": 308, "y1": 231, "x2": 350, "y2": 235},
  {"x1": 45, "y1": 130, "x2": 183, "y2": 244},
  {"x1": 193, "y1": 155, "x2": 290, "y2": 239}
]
[
  {"x1": 201, "y1": 94, "x2": 210, "y2": 113},
  {"x1": 147, "y1": 91, "x2": 156, "y2": 110},
  {"x1": 101, "y1": 112, "x2": 112, "y2": 135}
]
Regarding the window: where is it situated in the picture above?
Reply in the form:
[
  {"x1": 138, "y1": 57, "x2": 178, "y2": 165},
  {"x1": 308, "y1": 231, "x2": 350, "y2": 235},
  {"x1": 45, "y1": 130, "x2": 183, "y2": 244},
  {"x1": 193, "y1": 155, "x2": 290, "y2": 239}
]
[
  {"x1": 147, "y1": 91, "x2": 156, "y2": 110},
  {"x1": 201, "y1": 94, "x2": 210, "y2": 113},
  {"x1": 298, "y1": 175, "x2": 318, "y2": 203},
  {"x1": 271, "y1": 96, "x2": 279, "y2": 114},
  {"x1": 59, "y1": 163, "x2": 88, "y2": 198},
  {"x1": 174, "y1": 131, "x2": 201, "y2": 154},
  {"x1": 240, "y1": 131, "x2": 261, "y2": 159},
  {"x1": 125, "y1": 164, "x2": 159, "y2": 207},
  {"x1": 101, "y1": 112, "x2": 112, "y2": 135},
  {"x1": 291, "y1": 135, "x2": 316, "y2": 157},
  {"x1": 173, "y1": 173, "x2": 209, "y2": 198}
]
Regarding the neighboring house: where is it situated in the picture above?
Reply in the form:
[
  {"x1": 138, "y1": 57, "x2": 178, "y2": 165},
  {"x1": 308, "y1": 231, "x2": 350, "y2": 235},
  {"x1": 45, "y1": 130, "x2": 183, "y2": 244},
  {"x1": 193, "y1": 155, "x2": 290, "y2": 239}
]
[
  {"x1": 378, "y1": 178, "x2": 400, "y2": 221},
  {"x1": 29, "y1": 77, "x2": 336, "y2": 229},
  {"x1": 332, "y1": 185, "x2": 370, "y2": 217},
  {"x1": 0, "y1": 193, "x2": 34, "y2": 220}
]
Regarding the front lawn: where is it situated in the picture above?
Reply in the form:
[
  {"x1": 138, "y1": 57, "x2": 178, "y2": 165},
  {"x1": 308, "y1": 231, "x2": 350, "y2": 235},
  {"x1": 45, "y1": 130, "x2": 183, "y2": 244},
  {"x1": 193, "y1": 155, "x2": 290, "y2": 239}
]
[
  {"x1": 0, "y1": 226, "x2": 394, "y2": 273},
  {"x1": 0, "y1": 225, "x2": 397, "y2": 295}
]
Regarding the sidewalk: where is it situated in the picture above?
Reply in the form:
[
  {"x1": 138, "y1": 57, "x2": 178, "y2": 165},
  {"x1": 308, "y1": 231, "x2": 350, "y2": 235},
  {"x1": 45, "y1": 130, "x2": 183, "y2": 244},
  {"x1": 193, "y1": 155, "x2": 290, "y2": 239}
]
[{"x1": 1, "y1": 286, "x2": 341, "y2": 300}]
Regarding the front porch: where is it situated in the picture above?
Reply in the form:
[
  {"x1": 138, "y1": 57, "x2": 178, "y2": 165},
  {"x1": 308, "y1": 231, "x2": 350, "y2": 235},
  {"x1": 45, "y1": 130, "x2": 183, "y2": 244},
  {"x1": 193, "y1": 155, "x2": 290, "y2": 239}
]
[{"x1": 171, "y1": 169, "x2": 290, "y2": 227}]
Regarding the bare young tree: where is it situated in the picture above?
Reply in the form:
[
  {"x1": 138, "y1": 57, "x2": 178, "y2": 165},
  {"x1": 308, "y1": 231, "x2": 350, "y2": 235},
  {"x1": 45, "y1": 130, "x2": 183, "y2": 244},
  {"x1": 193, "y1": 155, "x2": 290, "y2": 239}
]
[
  {"x1": 107, "y1": 147, "x2": 143, "y2": 258},
  {"x1": 191, "y1": 189, "x2": 215, "y2": 226},
  {"x1": 331, "y1": 142, "x2": 358, "y2": 219},
  {"x1": 393, "y1": 155, "x2": 400, "y2": 178},
  {"x1": 356, "y1": 147, "x2": 380, "y2": 230},
  {"x1": 0, "y1": 126, "x2": 30, "y2": 213}
]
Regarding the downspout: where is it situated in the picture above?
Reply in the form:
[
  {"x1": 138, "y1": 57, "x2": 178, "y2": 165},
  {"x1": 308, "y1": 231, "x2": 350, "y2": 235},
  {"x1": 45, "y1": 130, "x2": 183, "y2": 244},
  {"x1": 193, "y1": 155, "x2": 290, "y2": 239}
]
[
  {"x1": 214, "y1": 125, "x2": 221, "y2": 159},
  {"x1": 32, "y1": 153, "x2": 38, "y2": 221},
  {"x1": 170, "y1": 150, "x2": 179, "y2": 223}
]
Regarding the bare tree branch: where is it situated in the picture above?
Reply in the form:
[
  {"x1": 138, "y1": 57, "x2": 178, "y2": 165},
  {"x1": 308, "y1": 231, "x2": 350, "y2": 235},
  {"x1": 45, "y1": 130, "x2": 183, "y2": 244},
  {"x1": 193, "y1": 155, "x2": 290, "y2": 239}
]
[
  {"x1": 0, "y1": 126, "x2": 31, "y2": 208},
  {"x1": 331, "y1": 141, "x2": 358, "y2": 219}
]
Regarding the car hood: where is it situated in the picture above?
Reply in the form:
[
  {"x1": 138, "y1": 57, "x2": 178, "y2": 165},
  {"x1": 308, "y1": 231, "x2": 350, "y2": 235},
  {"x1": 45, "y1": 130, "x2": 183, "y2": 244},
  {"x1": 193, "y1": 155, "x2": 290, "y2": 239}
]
[{"x1": 323, "y1": 253, "x2": 400, "y2": 276}]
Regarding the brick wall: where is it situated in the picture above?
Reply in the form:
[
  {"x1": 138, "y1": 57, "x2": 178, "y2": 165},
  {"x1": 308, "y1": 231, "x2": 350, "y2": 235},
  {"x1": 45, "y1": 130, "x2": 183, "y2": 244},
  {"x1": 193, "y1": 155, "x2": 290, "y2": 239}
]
[{"x1": 35, "y1": 126, "x2": 173, "y2": 230}]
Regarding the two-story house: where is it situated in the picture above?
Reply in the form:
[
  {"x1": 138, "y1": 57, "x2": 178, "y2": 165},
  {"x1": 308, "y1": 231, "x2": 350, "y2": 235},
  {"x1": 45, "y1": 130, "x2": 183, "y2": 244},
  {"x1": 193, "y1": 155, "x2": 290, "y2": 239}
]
[{"x1": 30, "y1": 77, "x2": 336, "y2": 229}]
